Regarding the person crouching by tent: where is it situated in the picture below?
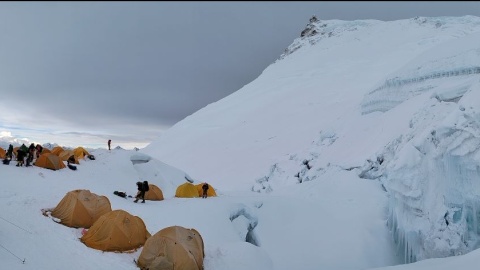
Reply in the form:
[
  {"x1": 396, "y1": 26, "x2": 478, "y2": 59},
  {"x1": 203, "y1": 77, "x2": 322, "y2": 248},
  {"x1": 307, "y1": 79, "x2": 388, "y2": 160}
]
[
  {"x1": 202, "y1": 183, "x2": 209, "y2": 199},
  {"x1": 134, "y1": 181, "x2": 147, "y2": 203}
]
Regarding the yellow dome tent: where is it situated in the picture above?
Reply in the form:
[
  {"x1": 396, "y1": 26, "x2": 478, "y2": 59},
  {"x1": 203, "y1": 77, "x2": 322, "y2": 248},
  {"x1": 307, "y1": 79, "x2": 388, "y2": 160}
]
[
  {"x1": 80, "y1": 210, "x2": 151, "y2": 252},
  {"x1": 73, "y1": 147, "x2": 90, "y2": 160},
  {"x1": 41, "y1": 148, "x2": 51, "y2": 154},
  {"x1": 50, "y1": 189, "x2": 112, "y2": 228},
  {"x1": 34, "y1": 153, "x2": 66, "y2": 171},
  {"x1": 51, "y1": 146, "x2": 65, "y2": 156},
  {"x1": 175, "y1": 182, "x2": 199, "y2": 198},
  {"x1": 144, "y1": 184, "x2": 164, "y2": 201},
  {"x1": 137, "y1": 225, "x2": 204, "y2": 270},
  {"x1": 196, "y1": 183, "x2": 217, "y2": 197},
  {"x1": 0, "y1": 147, "x2": 5, "y2": 159}
]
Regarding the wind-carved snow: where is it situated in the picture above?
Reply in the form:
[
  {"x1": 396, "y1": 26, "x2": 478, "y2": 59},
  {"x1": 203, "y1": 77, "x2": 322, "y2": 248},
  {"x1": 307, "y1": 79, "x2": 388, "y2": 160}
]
[
  {"x1": 251, "y1": 130, "x2": 336, "y2": 193},
  {"x1": 229, "y1": 204, "x2": 259, "y2": 246},
  {"x1": 130, "y1": 153, "x2": 151, "y2": 164}
]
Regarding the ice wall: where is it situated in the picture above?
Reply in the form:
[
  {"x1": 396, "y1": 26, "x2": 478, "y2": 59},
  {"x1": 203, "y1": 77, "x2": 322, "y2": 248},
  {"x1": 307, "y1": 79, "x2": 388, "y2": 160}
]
[
  {"x1": 277, "y1": 28, "x2": 480, "y2": 264},
  {"x1": 382, "y1": 85, "x2": 480, "y2": 262}
]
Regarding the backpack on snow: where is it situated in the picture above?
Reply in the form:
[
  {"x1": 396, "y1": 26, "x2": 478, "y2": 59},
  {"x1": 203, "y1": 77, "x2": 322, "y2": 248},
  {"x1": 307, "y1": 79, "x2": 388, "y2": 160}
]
[
  {"x1": 113, "y1": 191, "x2": 127, "y2": 198},
  {"x1": 143, "y1": 181, "x2": 149, "y2": 192},
  {"x1": 67, "y1": 164, "x2": 77, "y2": 171}
]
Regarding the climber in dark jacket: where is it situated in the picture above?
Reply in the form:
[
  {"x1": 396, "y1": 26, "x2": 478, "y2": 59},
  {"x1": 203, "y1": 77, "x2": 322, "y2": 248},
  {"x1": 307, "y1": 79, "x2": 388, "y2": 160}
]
[
  {"x1": 6, "y1": 144, "x2": 13, "y2": 160},
  {"x1": 26, "y1": 143, "x2": 35, "y2": 167},
  {"x1": 35, "y1": 144, "x2": 43, "y2": 158},
  {"x1": 134, "y1": 181, "x2": 146, "y2": 203},
  {"x1": 16, "y1": 149, "x2": 26, "y2": 167},
  {"x1": 202, "y1": 183, "x2": 209, "y2": 198}
]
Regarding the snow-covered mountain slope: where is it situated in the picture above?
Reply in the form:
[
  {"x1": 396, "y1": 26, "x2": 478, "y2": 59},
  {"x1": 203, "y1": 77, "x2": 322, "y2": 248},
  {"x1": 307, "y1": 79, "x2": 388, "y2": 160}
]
[{"x1": 143, "y1": 16, "x2": 480, "y2": 264}]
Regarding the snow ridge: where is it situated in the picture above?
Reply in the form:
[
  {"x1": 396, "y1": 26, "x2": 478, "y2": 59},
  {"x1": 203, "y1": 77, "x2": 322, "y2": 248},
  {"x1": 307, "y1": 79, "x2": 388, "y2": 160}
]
[{"x1": 280, "y1": 16, "x2": 377, "y2": 59}]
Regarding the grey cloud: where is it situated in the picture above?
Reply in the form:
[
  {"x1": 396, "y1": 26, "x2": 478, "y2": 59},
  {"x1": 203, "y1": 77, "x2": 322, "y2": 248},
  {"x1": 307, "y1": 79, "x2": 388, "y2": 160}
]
[{"x1": 0, "y1": 2, "x2": 479, "y2": 148}]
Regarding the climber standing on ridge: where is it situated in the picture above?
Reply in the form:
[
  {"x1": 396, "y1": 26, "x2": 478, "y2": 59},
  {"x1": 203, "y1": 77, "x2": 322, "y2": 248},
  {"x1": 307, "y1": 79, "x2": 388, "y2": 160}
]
[{"x1": 108, "y1": 139, "x2": 111, "y2": 151}]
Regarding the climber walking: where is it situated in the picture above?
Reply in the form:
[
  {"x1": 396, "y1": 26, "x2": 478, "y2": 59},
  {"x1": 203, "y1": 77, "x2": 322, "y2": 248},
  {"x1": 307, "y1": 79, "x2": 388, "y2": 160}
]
[{"x1": 202, "y1": 183, "x2": 209, "y2": 198}]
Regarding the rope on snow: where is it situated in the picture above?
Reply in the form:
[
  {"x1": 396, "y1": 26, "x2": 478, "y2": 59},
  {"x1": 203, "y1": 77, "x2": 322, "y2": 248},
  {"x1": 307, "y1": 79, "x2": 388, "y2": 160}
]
[
  {"x1": 0, "y1": 216, "x2": 33, "y2": 234},
  {"x1": 0, "y1": 242, "x2": 26, "y2": 264}
]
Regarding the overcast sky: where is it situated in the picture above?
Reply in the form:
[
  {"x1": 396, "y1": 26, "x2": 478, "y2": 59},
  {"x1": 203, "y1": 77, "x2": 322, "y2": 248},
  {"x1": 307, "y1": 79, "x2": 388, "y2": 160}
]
[{"x1": 0, "y1": 1, "x2": 479, "y2": 149}]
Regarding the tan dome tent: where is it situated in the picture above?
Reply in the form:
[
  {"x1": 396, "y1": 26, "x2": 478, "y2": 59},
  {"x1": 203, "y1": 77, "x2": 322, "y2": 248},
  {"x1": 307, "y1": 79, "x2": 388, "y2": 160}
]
[
  {"x1": 195, "y1": 183, "x2": 217, "y2": 197},
  {"x1": 51, "y1": 146, "x2": 65, "y2": 156},
  {"x1": 58, "y1": 150, "x2": 74, "y2": 161},
  {"x1": 0, "y1": 147, "x2": 5, "y2": 159},
  {"x1": 51, "y1": 189, "x2": 112, "y2": 228},
  {"x1": 59, "y1": 150, "x2": 79, "y2": 164},
  {"x1": 137, "y1": 225, "x2": 205, "y2": 270},
  {"x1": 144, "y1": 184, "x2": 164, "y2": 201},
  {"x1": 34, "y1": 153, "x2": 66, "y2": 170},
  {"x1": 41, "y1": 148, "x2": 51, "y2": 154},
  {"x1": 80, "y1": 209, "x2": 151, "y2": 252},
  {"x1": 175, "y1": 182, "x2": 199, "y2": 198},
  {"x1": 13, "y1": 146, "x2": 19, "y2": 157},
  {"x1": 74, "y1": 147, "x2": 90, "y2": 160}
]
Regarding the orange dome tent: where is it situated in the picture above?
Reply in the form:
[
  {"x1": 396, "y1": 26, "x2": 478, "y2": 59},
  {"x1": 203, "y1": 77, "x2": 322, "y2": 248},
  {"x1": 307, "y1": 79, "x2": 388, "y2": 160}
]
[
  {"x1": 175, "y1": 182, "x2": 199, "y2": 198},
  {"x1": 51, "y1": 146, "x2": 64, "y2": 156},
  {"x1": 137, "y1": 225, "x2": 204, "y2": 270},
  {"x1": 50, "y1": 189, "x2": 112, "y2": 228},
  {"x1": 0, "y1": 147, "x2": 5, "y2": 159},
  {"x1": 34, "y1": 153, "x2": 66, "y2": 170},
  {"x1": 144, "y1": 184, "x2": 164, "y2": 201},
  {"x1": 80, "y1": 210, "x2": 150, "y2": 252}
]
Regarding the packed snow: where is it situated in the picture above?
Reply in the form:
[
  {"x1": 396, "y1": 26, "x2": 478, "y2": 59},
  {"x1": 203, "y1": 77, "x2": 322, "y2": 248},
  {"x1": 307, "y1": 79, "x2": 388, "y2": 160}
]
[{"x1": 2, "y1": 15, "x2": 480, "y2": 270}]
